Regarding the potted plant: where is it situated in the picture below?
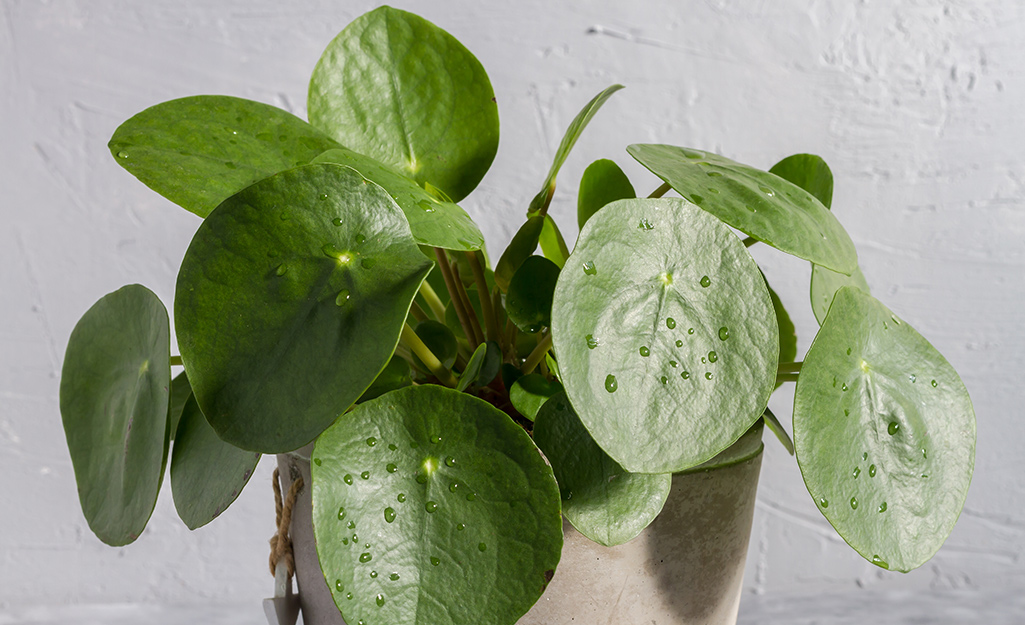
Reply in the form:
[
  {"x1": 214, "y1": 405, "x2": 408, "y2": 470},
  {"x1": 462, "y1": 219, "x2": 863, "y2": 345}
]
[{"x1": 58, "y1": 6, "x2": 976, "y2": 625}]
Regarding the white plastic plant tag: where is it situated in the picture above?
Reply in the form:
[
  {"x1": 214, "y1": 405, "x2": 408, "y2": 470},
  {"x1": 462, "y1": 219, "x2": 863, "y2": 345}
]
[{"x1": 263, "y1": 560, "x2": 300, "y2": 625}]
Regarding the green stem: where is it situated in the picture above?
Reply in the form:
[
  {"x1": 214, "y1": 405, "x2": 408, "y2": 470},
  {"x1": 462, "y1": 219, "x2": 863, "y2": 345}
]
[
  {"x1": 169, "y1": 355, "x2": 183, "y2": 366},
  {"x1": 648, "y1": 182, "x2": 672, "y2": 198},
  {"x1": 504, "y1": 318, "x2": 517, "y2": 362},
  {"x1": 451, "y1": 262, "x2": 485, "y2": 346},
  {"x1": 465, "y1": 251, "x2": 499, "y2": 342},
  {"x1": 521, "y1": 333, "x2": 553, "y2": 375},
  {"x1": 418, "y1": 280, "x2": 447, "y2": 321},
  {"x1": 409, "y1": 301, "x2": 428, "y2": 323},
  {"x1": 776, "y1": 372, "x2": 800, "y2": 384},
  {"x1": 434, "y1": 248, "x2": 478, "y2": 347},
  {"x1": 777, "y1": 361, "x2": 803, "y2": 375},
  {"x1": 742, "y1": 236, "x2": 758, "y2": 248},
  {"x1": 401, "y1": 323, "x2": 458, "y2": 387}
]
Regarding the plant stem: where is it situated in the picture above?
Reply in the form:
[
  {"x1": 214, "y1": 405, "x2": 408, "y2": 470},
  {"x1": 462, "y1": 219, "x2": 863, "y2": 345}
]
[
  {"x1": 401, "y1": 322, "x2": 458, "y2": 387},
  {"x1": 742, "y1": 236, "x2": 758, "y2": 248},
  {"x1": 504, "y1": 318, "x2": 517, "y2": 361},
  {"x1": 433, "y1": 248, "x2": 478, "y2": 346},
  {"x1": 451, "y1": 262, "x2": 485, "y2": 346},
  {"x1": 418, "y1": 280, "x2": 447, "y2": 321},
  {"x1": 777, "y1": 361, "x2": 803, "y2": 375},
  {"x1": 409, "y1": 301, "x2": 428, "y2": 323},
  {"x1": 394, "y1": 343, "x2": 413, "y2": 363},
  {"x1": 648, "y1": 182, "x2": 672, "y2": 198},
  {"x1": 466, "y1": 251, "x2": 500, "y2": 342},
  {"x1": 776, "y1": 372, "x2": 800, "y2": 384},
  {"x1": 169, "y1": 355, "x2": 183, "y2": 366},
  {"x1": 521, "y1": 333, "x2": 553, "y2": 375}
]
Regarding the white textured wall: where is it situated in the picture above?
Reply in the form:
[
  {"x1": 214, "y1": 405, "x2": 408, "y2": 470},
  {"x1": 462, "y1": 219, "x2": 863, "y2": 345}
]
[{"x1": 2, "y1": 0, "x2": 1022, "y2": 609}]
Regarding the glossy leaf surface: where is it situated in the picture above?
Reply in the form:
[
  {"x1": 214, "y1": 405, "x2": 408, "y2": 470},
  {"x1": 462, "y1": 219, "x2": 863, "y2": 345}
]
[
  {"x1": 509, "y1": 374, "x2": 563, "y2": 422},
  {"x1": 793, "y1": 287, "x2": 975, "y2": 572},
  {"x1": 312, "y1": 385, "x2": 562, "y2": 625},
  {"x1": 109, "y1": 96, "x2": 340, "y2": 218},
  {"x1": 176, "y1": 164, "x2": 432, "y2": 452},
  {"x1": 170, "y1": 396, "x2": 261, "y2": 529},
  {"x1": 769, "y1": 153, "x2": 834, "y2": 208},
  {"x1": 552, "y1": 198, "x2": 778, "y2": 473},
  {"x1": 506, "y1": 256, "x2": 560, "y2": 333},
  {"x1": 627, "y1": 144, "x2": 857, "y2": 274},
  {"x1": 59, "y1": 284, "x2": 171, "y2": 546},
  {"x1": 533, "y1": 393, "x2": 670, "y2": 546},
  {"x1": 313, "y1": 148, "x2": 485, "y2": 251},
  {"x1": 578, "y1": 158, "x2": 636, "y2": 228},
  {"x1": 308, "y1": 7, "x2": 499, "y2": 202},
  {"x1": 528, "y1": 85, "x2": 624, "y2": 213},
  {"x1": 811, "y1": 264, "x2": 871, "y2": 325}
]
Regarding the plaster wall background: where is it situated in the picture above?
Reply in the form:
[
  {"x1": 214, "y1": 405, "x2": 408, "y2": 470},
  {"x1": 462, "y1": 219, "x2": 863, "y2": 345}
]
[{"x1": 1, "y1": 0, "x2": 1022, "y2": 610}]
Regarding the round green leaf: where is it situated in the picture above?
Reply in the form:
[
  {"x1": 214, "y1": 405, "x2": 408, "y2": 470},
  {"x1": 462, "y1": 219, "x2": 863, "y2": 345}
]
[
  {"x1": 509, "y1": 374, "x2": 563, "y2": 422},
  {"x1": 578, "y1": 158, "x2": 636, "y2": 229},
  {"x1": 308, "y1": 6, "x2": 499, "y2": 202},
  {"x1": 534, "y1": 393, "x2": 671, "y2": 547},
  {"x1": 552, "y1": 198, "x2": 778, "y2": 473},
  {"x1": 811, "y1": 263, "x2": 871, "y2": 325},
  {"x1": 311, "y1": 385, "x2": 563, "y2": 625},
  {"x1": 109, "y1": 96, "x2": 341, "y2": 218},
  {"x1": 769, "y1": 153, "x2": 834, "y2": 209},
  {"x1": 175, "y1": 164, "x2": 433, "y2": 452},
  {"x1": 627, "y1": 144, "x2": 857, "y2": 274},
  {"x1": 59, "y1": 284, "x2": 171, "y2": 546},
  {"x1": 793, "y1": 287, "x2": 975, "y2": 572},
  {"x1": 538, "y1": 215, "x2": 570, "y2": 268},
  {"x1": 313, "y1": 148, "x2": 485, "y2": 251},
  {"x1": 170, "y1": 396, "x2": 262, "y2": 530},
  {"x1": 506, "y1": 256, "x2": 560, "y2": 333}
]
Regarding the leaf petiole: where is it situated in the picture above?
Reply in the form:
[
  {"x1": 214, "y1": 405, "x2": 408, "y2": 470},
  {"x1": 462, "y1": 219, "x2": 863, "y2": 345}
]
[
  {"x1": 521, "y1": 333, "x2": 554, "y2": 375},
  {"x1": 648, "y1": 181, "x2": 671, "y2": 198},
  {"x1": 170, "y1": 355, "x2": 183, "y2": 367},
  {"x1": 777, "y1": 361, "x2": 803, "y2": 375},
  {"x1": 418, "y1": 280, "x2": 447, "y2": 321},
  {"x1": 466, "y1": 251, "x2": 500, "y2": 342},
  {"x1": 400, "y1": 322, "x2": 458, "y2": 387}
]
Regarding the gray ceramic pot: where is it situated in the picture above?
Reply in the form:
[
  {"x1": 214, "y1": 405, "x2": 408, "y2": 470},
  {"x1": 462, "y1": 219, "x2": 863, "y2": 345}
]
[{"x1": 276, "y1": 423, "x2": 763, "y2": 625}]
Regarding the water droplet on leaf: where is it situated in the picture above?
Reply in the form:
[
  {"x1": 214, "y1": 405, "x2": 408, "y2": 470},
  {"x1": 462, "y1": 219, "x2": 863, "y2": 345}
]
[
  {"x1": 344, "y1": 474, "x2": 353, "y2": 485},
  {"x1": 700, "y1": 276, "x2": 711, "y2": 288},
  {"x1": 582, "y1": 260, "x2": 597, "y2": 275},
  {"x1": 666, "y1": 317, "x2": 676, "y2": 329},
  {"x1": 878, "y1": 502, "x2": 888, "y2": 513},
  {"x1": 718, "y1": 327, "x2": 730, "y2": 340},
  {"x1": 869, "y1": 464, "x2": 877, "y2": 477},
  {"x1": 386, "y1": 463, "x2": 397, "y2": 473},
  {"x1": 366, "y1": 437, "x2": 377, "y2": 447},
  {"x1": 397, "y1": 493, "x2": 406, "y2": 503},
  {"x1": 707, "y1": 351, "x2": 718, "y2": 363},
  {"x1": 705, "y1": 372, "x2": 713, "y2": 380},
  {"x1": 639, "y1": 346, "x2": 650, "y2": 357},
  {"x1": 887, "y1": 421, "x2": 900, "y2": 436},
  {"x1": 605, "y1": 374, "x2": 618, "y2": 393},
  {"x1": 850, "y1": 497, "x2": 859, "y2": 510},
  {"x1": 359, "y1": 552, "x2": 372, "y2": 563},
  {"x1": 384, "y1": 507, "x2": 396, "y2": 523},
  {"x1": 425, "y1": 501, "x2": 438, "y2": 513}
]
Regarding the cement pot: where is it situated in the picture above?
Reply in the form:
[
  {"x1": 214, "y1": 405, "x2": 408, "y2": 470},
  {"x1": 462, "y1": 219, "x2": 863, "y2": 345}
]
[{"x1": 275, "y1": 422, "x2": 763, "y2": 625}]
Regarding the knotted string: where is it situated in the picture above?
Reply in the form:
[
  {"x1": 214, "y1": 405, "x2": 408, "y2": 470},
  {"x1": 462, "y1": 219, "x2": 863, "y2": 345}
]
[{"x1": 269, "y1": 467, "x2": 304, "y2": 578}]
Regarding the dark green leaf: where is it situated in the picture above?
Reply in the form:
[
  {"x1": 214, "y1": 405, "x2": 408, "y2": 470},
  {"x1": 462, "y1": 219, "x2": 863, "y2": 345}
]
[
  {"x1": 811, "y1": 264, "x2": 871, "y2": 325},
  {"x1": 313, "y1": 148, "x2": 485, "y2": 251},
  {"x1": 311, "y1": 385, "x2": 563, "y2": 625},
  {"x1": 509, "y1": 374, "x2": 563, "y2": 422},
  {"x1": 475, "y1": 341, "x2": 502, "y2": 387},
  {"x1": 170, "y1": 395, "x2": 262, "y2": 529},
  {"x1": 308, "y1": 7, "x2": 499, "y2": 202},
  {"x1": 769, "y1": 154, "x2": 834, "y2": 209},
  {"x1": 578, "y1": 158, "x2": 636, "y2": 229},
  {"x1": 59, "y1": 284, "x2": 171, "y2": 546},
  {"x1": 175, "y1": 164, "x2": 433, "y2": 452},
  {"x1": 168, "y1": 370, "x2": 192, "y2": 440},
  {"x1": 528, "y1": 85, "x2": 624, "y2": 213},
  {"x1": 793, "y1": 287, "x2": 975, "y2": 572},
  {"x1": 501, "y1": 363, "x2": 524, "y2": 391},
  {"x1": 494, "y1": 216, "x2": 545, "y2": 292},
  {"x1": 551, "y1": 198, "x2": 778, "y2": 473},
  {"x1": 627, "y1": 144, "x2": 857, "y2": 274},
  {"x1": 109, "y1": 96, "x2": 340, "y2": 218},
  {"x1": 506, "y1": 256, "x2": 561, "y2": 333},
  {"x1": 533, "y1": 392, "x2": 671, "y2": 546},
  {"x1": 359, "y1": 356, "x2": 413, "y2": 403},
  {"x1": 764, "y1": 277, "x2": 797, "y2": 390}
]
